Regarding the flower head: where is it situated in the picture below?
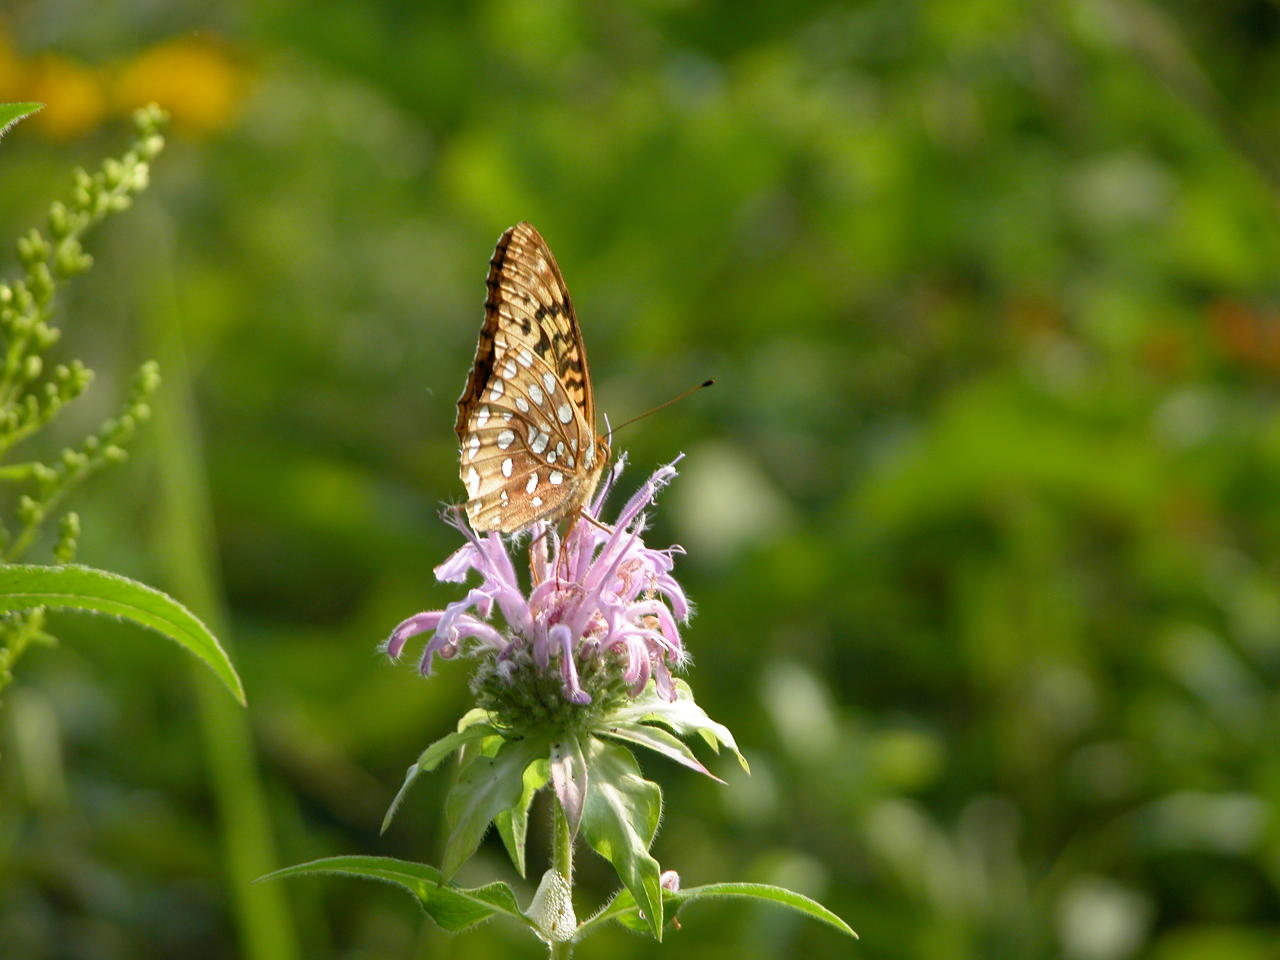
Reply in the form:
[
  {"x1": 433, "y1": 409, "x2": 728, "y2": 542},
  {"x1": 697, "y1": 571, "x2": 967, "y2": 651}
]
[{"x1": 386, "y1": 455, "x2": 690, "y2": 733}]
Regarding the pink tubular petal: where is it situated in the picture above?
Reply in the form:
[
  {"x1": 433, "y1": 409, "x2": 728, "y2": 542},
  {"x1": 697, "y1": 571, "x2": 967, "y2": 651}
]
[
  {"x1": 482, "y1": 531, "x2": 520, "y2": 593},
  {"x1": 630, "y1": 599, "x2": 683, "y2": 656},
  {"x1": 653, "y1": 659, "x2": 677, "y2": 701},
  {"x1": 589, "y1": 453, "x2": 628, "y2": 517},
  {"x1": 418, "y1": 629, "x2": 456, "y2": 676},
  {"x1": 627, "y1": 647, "x2": 652, "y2": 695},
  {"x1": 528, "y1": 578, "x2": 565, "y2": 614},
  {"x1": 613, "y1": 460, "x2": 679, "y2": 534},
  {"x1": 449, "y1": 615, "x2": 507, "y2": 652},
  {"x1": 550, "y1": 623, "x2": 590, "y2": 704},
  {"x1": 384, "y1": 611, "x2": 444, "y2": 660},
  {"x1": 434, "y1": 542, "x2": 481, "y2": 583},
  {"x1": 655, "y1": 572, "x2": 690, "y2": 621}
]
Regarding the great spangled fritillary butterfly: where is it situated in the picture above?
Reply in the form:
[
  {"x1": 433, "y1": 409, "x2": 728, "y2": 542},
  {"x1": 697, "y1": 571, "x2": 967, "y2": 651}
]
[{"x1": 455, "y1": 222, "x2": 610, "y2": 534}]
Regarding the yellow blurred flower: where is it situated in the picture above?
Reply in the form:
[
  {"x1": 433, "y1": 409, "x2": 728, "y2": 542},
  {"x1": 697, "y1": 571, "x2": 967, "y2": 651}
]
[
  {"x1": 0, "y1": 22, "x2": 247, "y2": 140},
  {"x1": 0, "y1": 26, "x2": 21, "y2": 94},
  {"x1": 20, "y1": 53, "x2": 106, "y2": 140},
  {"x1": 114, "y1": 35, "x2": 246, "y2": 137}
]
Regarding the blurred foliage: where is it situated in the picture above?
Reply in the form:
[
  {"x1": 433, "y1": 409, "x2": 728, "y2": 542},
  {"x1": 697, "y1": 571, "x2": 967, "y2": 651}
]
[{"x1": 4, "y1": 1, "x2": 1280, "y2": 958}]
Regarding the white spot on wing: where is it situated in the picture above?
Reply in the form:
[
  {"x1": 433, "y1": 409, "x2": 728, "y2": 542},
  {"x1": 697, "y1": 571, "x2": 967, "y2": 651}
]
[
  {"x1": 529, "y1": 383, "x2": 544, "y2": 406},
  {"x1": 516, "y1": 397, "x2": 530, "y2": 413},
  {"x1": 518, "y1": 347, "x2": 534, "y2": 367},
  {"x1": 476, "y1": 406, "x2": 491, "y2": 428},
  {"x1": 466, "y1": 435, "x2": 480, "y2": 459},
  {"x1": 531, "y1": 429, "x2": 549, "y2": 454},
  {"x1": 465, "y1": 466, "x2": 480, "y2": 496},
  {"x1": 502, "y1": 458, "x2": 514, "y2": 477},
  {"x1": 542, "y1": 371, "x2": 556, "y2": 394},
  {"x1": 557, "y1": 401, "x2": 573, "y2": 424},
  {"x1": 550, "y1": 470, "x2": 564, "y2": 485},
  {"x1": 526, "y1": 473, "x2": 539, "y2": 494},
  {"x1": 497, "y1": 429, "x2": 515, "y2": 450},
  {"x1": 531, "y1": 495, "x2": 543, "y2": 508},
  {"x1": 489, "y1": 379, "x2": 505, "y2": 400}
]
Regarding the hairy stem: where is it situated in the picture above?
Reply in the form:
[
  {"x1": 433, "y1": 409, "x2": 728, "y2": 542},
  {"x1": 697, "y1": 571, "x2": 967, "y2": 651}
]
[{"x1": 551, "y1": 800, "x2": 575, "y2": 960}]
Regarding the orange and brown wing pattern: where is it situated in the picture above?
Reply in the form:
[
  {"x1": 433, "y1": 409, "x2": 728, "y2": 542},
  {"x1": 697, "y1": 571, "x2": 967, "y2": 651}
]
[{"x1": 455, "y1": 223, "x2": 608, "y2": 533}]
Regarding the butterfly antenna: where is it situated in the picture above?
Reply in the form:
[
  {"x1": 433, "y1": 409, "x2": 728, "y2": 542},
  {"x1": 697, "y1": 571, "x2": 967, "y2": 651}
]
[{"x1": 607, "y1": 379, "x2": 714, "y2": 441}]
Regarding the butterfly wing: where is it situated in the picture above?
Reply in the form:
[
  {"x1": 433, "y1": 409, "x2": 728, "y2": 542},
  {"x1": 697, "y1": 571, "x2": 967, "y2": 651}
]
[{"x1": 456, "y1": 223, "x2": 606, "y2": 533}]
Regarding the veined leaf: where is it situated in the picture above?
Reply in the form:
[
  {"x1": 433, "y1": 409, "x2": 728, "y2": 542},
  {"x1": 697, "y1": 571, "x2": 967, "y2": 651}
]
[
  {"x1": 260, "y1": 855, "x2": 532, "y2": 934},
  {"x1": 580, "y1": 738, "x2": 664, "y2": 939},
  {"x1": 599, "y1": 720, "x2": 723, "y2": 782},
  {"x1": 443, "y1": 736, "x2": 544, "y2": 877},
  {"x1": 495, "y1": 757, "x2": 548, "y2": 878},
  {"x1": 581, "y1": 881, "x2": 857, "y2": 940},
  {"x1": 0, "y1": 563, "x2": 243, "y2": 704},
  {"x1": 549, "y1": 734, "x2": 588, "y2": 836},
  {"x1": 609, "y1": 679, "x2": 748, "y2": 772}
]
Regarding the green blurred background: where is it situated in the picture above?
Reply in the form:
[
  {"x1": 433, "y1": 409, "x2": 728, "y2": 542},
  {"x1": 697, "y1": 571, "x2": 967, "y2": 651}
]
[{"x1": 4, "y1": 1, "x2": 1280, "y2": 958}]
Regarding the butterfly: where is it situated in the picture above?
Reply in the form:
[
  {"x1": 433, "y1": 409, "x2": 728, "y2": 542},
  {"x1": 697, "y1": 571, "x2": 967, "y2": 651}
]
[{"x1": 455, "y1": 222, "x2": 610, "y2": 534}]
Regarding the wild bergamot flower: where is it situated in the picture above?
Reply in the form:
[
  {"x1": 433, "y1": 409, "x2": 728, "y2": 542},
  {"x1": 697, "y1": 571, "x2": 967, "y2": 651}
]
[
  {"x1": 381, "y1": 456, "x2": 744, "y2": 875},
  {"x1": 389, "y1": 456, "x2": 689, "y2": 709}
]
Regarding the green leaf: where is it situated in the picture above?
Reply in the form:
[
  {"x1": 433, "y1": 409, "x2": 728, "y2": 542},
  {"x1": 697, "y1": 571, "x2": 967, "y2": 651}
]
[
  {"x1": 259, "y1": 855, "x2": 533, "y2": 934},
  {"x1": 495, "y1": 757, "x2": 548, "y2": 878},
  {"x1": 580, "y1": 738, "x2": 664, "y2": 939},
  {"x1": 610, "y1": 679, "x2": 748, "y2": 772},
  {"x1": 0, "y1": 103, "x2": 41, "y2": 141},
  {"x1": 549, "y1": 733, "x2": 588, "y2": 835},
  {"x1": 0, "y1": 563, "x2": 243, "y2": 705},
  {"x1": 443, "y1": 736, "x2": 545, "y2": 877},
  {"x1": 581, "y1": 882, "x2": 857, "y2": 940},
  {"x1": 382, "y1": 723, "x2": 498, "y2": 833},
  {"x1": 599, "y1": 720, "x2": 724, "y2": 782}
]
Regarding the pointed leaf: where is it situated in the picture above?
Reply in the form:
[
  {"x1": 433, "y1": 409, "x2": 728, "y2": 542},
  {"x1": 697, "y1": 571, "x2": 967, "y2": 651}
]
[
  {"x1": 382, "y1": 724, "x2": 498, "y2": 833},
  {"x1": 260, "y1": 855, "x2": 533, "y2": 933},
  {"x1": 580, "y1": 881, "x2": 857, "y2": 939},
  {"x1": 600, "y1": 721, "x2": 723, "y2": 782},
  {"x1": 443, "y1": 736, "x2": 544, "y2": 877},
  {"x1": 0, "y1": 102, "x2": 41, "y2": 140},
  {"x1": 580, "y1": 738, "x2": 664, "y2": 939},
  {"x1": 610, "y1": 679, "x2": 747, "y2": 772},
  {"x1": 0, "y1": 563, "x2": 243, "y2": 705},
  {"x1": 495, "y1": 757, "x2": 548, "y2": 877},
  {"x1": 549, "y1": 735, "x2": 588, "y2": 836}
]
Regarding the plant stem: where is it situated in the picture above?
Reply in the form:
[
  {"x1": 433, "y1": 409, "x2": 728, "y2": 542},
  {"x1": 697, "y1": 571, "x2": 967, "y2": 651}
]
[
  {"x1": 551, "y1": 800, "x2": 574, "y2": 960},
  {"x1": 141, "y1": 215, "x2": 300, "y2": 960}
]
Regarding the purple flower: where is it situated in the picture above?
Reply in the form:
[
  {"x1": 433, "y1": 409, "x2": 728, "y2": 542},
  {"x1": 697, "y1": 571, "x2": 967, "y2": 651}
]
[{"x1": 385, "y1": 455, "x2": 691, "y2": 710}]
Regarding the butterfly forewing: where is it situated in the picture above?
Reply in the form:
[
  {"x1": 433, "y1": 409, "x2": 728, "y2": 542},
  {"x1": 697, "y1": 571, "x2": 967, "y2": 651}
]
[{"x1": 456, "y1": 223, "x2": 608, "y2": 533}]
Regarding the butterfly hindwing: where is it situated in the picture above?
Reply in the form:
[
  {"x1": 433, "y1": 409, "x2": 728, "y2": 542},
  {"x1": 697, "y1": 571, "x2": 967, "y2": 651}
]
[{"x1": 456, "y1": 223, "x2": 608, "y2": 533}]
